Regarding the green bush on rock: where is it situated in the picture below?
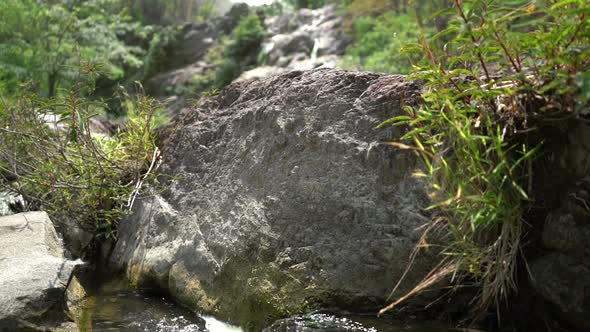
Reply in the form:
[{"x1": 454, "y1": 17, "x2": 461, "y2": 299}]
[
  {"x1": 181, "y1": 13, "x2": 265, "y2": 96},
  {"x1": 380, "y1": 0, "x2": 590, "y2": 319},
  {"x1": 0, "y1": 68, "x2": 162, "y2": 239},
  {"x1": 227, "y1": 14, "x2": 266, "y2": 59}
]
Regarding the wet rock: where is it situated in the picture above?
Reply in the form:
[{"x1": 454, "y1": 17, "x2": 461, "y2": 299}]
[
  {"x1": 530, "y1": 253, "x2": 590, "y2": 331},
  {"x1": 267, "y1": 33, "x2": 315, "y2": 64},
  {"x1": 0, "y1": 192, "x2": 23, "y2": 217},
  {"x1": 532, "y1": 196, "x2": 590, "y2": 331},
  {"x1": 111, "y1": 69, "x2": 432, "y2": 329},
  {"x1": 0, "y1": 212, "x2": 77, "y2": 330},
  {"x1": 259, "y1": 5, "x2": 352, "y2": 78},
  {"x1": 542, "y1": 212, "x2": 578, "y2": 252},
  {"x1": 266, "y1": 9, "x2": 314, "y2": 35},
  {"x1": 65, "y1": 275, "x2": 87, "y2": 325}
]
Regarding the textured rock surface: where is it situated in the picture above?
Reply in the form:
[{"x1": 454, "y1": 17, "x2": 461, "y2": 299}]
[
  {"x1": 0, "y1": 212, "x2": 76, "y2": 330},
  {"x1": 110, "y1": 69, "x2": 432, "y2": 329},
  {"x1": 529, "y1": 120, "x2": 590, "y2": 332},
  {"x1": 531, "y1": 193, "x2": 590, "y2": 331},
  {"x1": 531, "y1": 253, "x2": 590, "y2": 331},
  {"x1": 246, "y1": 5, "x2": 351, "y2": 82}
]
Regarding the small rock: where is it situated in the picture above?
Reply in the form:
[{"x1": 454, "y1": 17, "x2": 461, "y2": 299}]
[{"x1": 0, "y1": 212, "x2": 76, "y2": 330}]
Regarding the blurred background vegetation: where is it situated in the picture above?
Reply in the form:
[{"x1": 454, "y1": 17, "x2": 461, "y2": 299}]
[{"x1": 0, "y1": 0, "x2": 453, "y2": 113}]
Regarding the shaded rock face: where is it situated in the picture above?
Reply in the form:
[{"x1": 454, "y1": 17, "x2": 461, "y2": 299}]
[
  {"x1": 0, "y1": 212, "x2": 76, "y2": 330},
  {"x1": 110, "y1": 69, "x2": 433, "y2": 330},
  {"x1": 143, "y1": 3, "x2": 254, "y2": 104},
  {"x1": 530, "y1": 201, "x2": 590, "y2": 331},
  {"x1": 528, "y1": 122, "x2": 590, "y2": 332}
]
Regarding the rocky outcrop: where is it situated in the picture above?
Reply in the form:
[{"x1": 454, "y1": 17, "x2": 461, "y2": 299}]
[
  {"x1": 110, "y1": 69, "x2": 433, "y2": 329},
  {"x1": 145, "y1": 4, "x2": 351, "y2": 111},
  {"x1": 143, "y1": 22, "x2": 220, "y2": 95},
  {"x1": 238, "y1": 5, "x2": 351, "y2": 82},
  {"x1": 530, "y1": 196, "x2": 590, "y2": 331},
  {"x1": 528, "y1": 121, "x2": 590, "y2": 332},
  {"x1": 0, "y1": 212, "x2": 78, "y2": 330}
]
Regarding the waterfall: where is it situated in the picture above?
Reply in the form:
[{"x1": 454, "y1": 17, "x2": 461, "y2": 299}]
[{"x1": 310, "y1": 38, "x2": 320, "y2": 63}]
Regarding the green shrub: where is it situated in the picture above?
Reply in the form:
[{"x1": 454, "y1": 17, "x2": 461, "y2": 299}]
[
  {"x1": 0, "y1": 68, "x2": 162, "y2": 239},
  {"x1": 227, "y1": 14, "x2": 265, "y2": 59},
  {"x1": 214, "y1": 59, "x2": 241, "y2": 89},
  {"x1": 142, "y1": 27, "x2": 177, "y2": 80},
  {"x1": 163, "y1": 14, "x2": 265, "y2": 97},
  {"x1": 342, "y1": 12, "x2": 427, "y2": 74},
  {"x1": 380, "y1": 0, "x2": 589, "y2": 318}
]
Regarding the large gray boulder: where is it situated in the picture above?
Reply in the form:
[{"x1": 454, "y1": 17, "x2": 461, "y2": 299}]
[
  {"x1": 110, "y1": 69, "x2": 433, "y2": 330},
  {"x1": 0, "y1": 212, "x2": 76, "y2": 330}
]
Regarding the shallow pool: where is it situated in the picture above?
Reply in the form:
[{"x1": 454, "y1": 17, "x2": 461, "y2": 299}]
[{"x1": 76, "y1": 278, "x2": 480, "y2": 332}]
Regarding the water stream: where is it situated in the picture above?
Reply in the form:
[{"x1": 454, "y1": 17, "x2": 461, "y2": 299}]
[
  {"x1": 76, "y1": 278, "x2": 478, "y2": 332},
  {"x1": 0, "y1": 191, "x2": 22, "y2": 216},
  {"x1": 77, "y1": 278, "x2": 242, "y2": 332}
]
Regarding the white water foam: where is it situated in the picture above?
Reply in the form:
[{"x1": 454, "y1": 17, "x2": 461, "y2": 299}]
[{"x1": 201, "y1": 315, "x2": 244, "y2": 332}]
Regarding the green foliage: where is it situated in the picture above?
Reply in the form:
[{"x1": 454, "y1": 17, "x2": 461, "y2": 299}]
[
  {"x1": 340, "y1": 0, "x2": 454, "y2": 74},
  {"x1": 0, "y1": 68, "x2": 162, "y2": 239},
  {"x1": 0, "y1": 0, "x2": 145, "y2": 98},
  {"x1": 125, "y1": 0, "x2": 223, "y2": 25},
  {"x1": 381, "y1": 0, "x2": 589, "y2": 317},
  {"x1": 259, "y1": 1, "x2": 285, "y2": 17},
  {"x1": 227, "y1": 14, "x2": 266, "y2": 58},
  {"x1": 214, "y1": 60, "x2": 242, "y2": 89},
  {"x1": 142, "y1": 27, "x2": 178, "y2": 80},
  {"x1": 174, "y1": 14, "x2": 265, "y2": 97},
  {"x1": 342, "y1": 12, "x2": 427, "y2": 74},
  {"x1": 286, "y1": 0, "x2": 326, "y2": 9}
]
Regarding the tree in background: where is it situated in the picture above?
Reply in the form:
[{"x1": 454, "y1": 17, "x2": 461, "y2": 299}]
[
  {"x1": 0, "y1": 0, "x2": 145, "y2": 98},
  {"x1": 126, "y1": 0, "x2": 232, "y2": 25}
]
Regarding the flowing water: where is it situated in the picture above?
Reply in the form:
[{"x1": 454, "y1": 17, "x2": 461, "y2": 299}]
[
  {"x1": 77, "y1": 278, "x2": 242, "y2": 332},
  {"x1": 0, "y1": 191, "x2": 22, "y2": 216},
  {"x1": 76, "y1": 278, "x2": 479, "y2": 332}
]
